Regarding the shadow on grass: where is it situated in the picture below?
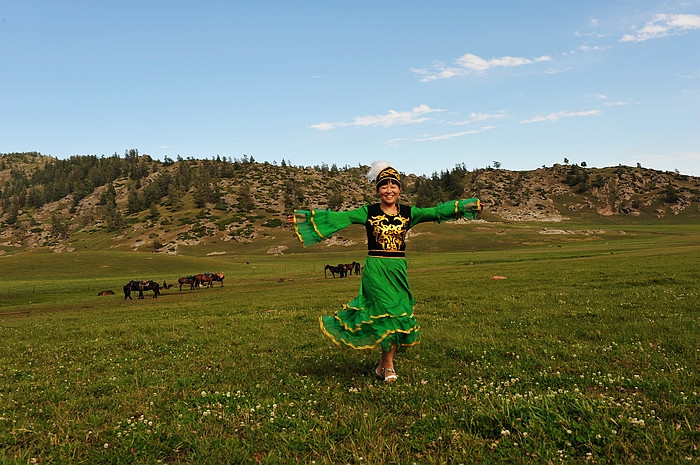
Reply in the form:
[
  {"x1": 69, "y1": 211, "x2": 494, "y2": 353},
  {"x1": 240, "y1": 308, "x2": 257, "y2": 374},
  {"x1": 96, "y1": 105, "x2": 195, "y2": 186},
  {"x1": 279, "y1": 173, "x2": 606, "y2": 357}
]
[{"x1": 296, "y1": 351, "x2": 376, "y2": 383}]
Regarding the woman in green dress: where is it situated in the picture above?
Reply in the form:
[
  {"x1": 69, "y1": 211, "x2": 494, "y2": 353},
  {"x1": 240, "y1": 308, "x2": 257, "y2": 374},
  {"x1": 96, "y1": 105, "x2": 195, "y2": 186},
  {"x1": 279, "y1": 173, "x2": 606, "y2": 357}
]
[{"x1": 291, "y1": 162, "x2": 481, "y2": 382}]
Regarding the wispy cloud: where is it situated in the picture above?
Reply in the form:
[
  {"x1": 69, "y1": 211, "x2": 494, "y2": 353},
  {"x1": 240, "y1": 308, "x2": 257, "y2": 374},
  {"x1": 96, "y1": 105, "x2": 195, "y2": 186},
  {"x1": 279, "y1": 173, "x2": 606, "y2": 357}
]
[
  {"x1": 412, "y1": 53, "x2": 552, "y2": 82},
  {"x1": 520, "y1": 110, "x2": 601, "y2": 124},
  {"x1": 621, "y1": 13, "x2": 700, "y2": 42},
  {"x1": 678, "y1": 70, "x2": 700, "y2": 79},
  {"x1": 589, "y1": 94, "x2": 630, "y2": 106},
  {"x1": 603, "y1": 100, "x2": 629, "y2": 106},
  {"x1": 575, "y1": 44, "x2": 610, "y2": 52},
  {"x1": 388, "y1": 126, "x2": 497, "y2": 145},
  {"x1": 544, "y1": 66, "x2": 573, "y2": 75},
  {"x1": 574, "y1": 18, "x2": 609, "y2": 40},
  {"x1": 450, "y1": 111, "x2": 509, "y2": 125},
  {"x1": 309, "y1": 104, "x2": 444, "y2": 131}
]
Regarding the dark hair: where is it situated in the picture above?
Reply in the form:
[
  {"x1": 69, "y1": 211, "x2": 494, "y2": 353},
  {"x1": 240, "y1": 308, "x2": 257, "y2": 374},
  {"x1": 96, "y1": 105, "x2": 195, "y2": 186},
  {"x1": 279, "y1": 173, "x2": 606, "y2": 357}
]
[{"x1": 376, "y1": 178, "x2": 401, "y2": 189}]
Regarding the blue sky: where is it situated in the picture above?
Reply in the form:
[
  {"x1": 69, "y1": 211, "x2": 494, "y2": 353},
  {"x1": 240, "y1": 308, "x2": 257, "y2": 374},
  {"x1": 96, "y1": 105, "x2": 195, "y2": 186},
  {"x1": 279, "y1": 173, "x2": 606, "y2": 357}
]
[{"x1": 2, "y1": 1, "x2": 699, "y2": 176}]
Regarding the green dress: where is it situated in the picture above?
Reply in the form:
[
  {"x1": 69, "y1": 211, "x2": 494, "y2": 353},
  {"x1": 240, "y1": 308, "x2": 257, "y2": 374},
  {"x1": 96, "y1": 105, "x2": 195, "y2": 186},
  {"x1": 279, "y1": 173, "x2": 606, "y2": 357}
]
[{"x1": 293, "y1": 198, "x2": 481, "y2": 351}]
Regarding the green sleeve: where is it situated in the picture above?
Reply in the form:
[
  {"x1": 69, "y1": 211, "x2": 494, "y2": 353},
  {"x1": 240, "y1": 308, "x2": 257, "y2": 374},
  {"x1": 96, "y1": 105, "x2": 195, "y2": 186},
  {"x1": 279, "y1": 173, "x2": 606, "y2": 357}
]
[
  {"x1": 410, "y1": 198, "x2": 482, "y2": 228},
  {"x1": 293, "y1": 205, "x2": 368, "y2": 247}
]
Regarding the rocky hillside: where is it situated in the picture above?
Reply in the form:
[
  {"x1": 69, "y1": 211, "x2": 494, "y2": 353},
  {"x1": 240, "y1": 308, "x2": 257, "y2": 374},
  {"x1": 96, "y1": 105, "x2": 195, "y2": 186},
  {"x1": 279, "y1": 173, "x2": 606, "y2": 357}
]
[
  {"x1": 464, "y1": 164, "x2": 699, "y2": 222},
  {"x1": 0, "y1": 153, "x2": 698, "y2": 254}
]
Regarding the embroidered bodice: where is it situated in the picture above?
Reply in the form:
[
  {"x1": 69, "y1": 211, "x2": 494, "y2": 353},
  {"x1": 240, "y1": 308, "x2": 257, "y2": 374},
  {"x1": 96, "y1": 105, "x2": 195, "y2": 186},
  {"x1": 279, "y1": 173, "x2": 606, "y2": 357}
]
[{"x1": 365, "y1": 203, "x2": 412, "y2": 256}]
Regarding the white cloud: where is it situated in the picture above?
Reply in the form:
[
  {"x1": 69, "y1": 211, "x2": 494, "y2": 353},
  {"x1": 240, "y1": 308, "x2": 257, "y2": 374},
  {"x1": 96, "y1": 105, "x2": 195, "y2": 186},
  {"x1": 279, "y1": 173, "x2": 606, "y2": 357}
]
[
  {"x1": 678, "y1": 70, "x2": 700, "y2": 79},
  {"x1": 309, "y1": 104, "x2": 444, "y2": 131},
  {"x1": 451, "y1": 111, "x2": 509, "y2": 125},
  {"x1": 621, "y1": 13, "x2": 700, "y2": 42},
  {"x1": 520, "y1": 110, "x2": 601, "y2": 124},
  {"x1": 387, "y1": 126, "x2": 497, "y2": 145},
  {"x1": 413, "y1": 53, "x2": 552, "y2": 82},
  {"x1": 544, "y1": 66, "x2": 573, "y2": 75},
  {"x1": 416, "y1": 126, "x2": 497, "y2": 141},
  {"x1": 576, "y1": 44, "x2": 609, "y2": 52},
  {"x1": 309, "y1": 122, "x2": 340, "y2": 131},
  {"x1": 575, "y1": 31, "x2": 609, "y2": 39},
  {"x1": 585, "y1": 95, "x2": 630, "y2": 106}
]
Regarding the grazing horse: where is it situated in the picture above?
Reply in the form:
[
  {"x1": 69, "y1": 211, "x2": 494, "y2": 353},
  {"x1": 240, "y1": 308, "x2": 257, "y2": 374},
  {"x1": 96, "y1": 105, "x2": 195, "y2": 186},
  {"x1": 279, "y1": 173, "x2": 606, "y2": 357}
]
[
  {"x1": 209, "y1": 272, "x2": 225, "y2": 287},
  {"x1": 178, "y1": 276, "x2": 196, "y2": 290},
  {"x1": 324, "y1": 264, "x2": 346, "y2": 278},
  {"x1": 123, "y1": 280, "x2": 160, "y2": 299},
  {"x1": 97, "y1": 290, "x2": 115, "y2": 296},
  {"x1": 352, "y1": 261, "x2": 361, "y2": 275},
  {"x1": 162, "y1": 281, "x2": 174, "y2": 289},
  {"x1": 194, "y1": 273, "x2": 215, "y2": 288}
]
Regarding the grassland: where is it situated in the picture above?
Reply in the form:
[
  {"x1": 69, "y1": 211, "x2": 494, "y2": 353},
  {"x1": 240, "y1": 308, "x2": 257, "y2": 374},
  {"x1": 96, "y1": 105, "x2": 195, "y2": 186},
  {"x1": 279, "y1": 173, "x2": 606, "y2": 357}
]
[{"x1": 0, "y1": 221, "x2": 698, "y2": 464}]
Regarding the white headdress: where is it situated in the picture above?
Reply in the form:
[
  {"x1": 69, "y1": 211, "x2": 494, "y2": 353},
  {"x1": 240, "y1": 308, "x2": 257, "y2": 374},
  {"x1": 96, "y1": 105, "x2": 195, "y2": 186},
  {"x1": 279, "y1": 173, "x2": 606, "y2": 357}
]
[{"x1": 366, "y1": 161, "x2": 392, "y2": 184}]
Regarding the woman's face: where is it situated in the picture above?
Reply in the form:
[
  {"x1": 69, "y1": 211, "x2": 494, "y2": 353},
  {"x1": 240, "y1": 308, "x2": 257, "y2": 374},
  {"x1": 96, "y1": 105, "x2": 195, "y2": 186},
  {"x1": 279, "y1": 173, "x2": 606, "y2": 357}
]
[{"x1": 377, "y1": 180, "x2": 401, "y2": 207}]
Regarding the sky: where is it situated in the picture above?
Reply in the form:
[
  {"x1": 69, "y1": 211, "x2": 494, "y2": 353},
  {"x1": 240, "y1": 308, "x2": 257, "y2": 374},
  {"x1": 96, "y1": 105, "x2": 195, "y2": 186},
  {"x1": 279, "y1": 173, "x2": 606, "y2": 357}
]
[{"x1": 1, "y1": 0, "x2": 699, "y2": 177}]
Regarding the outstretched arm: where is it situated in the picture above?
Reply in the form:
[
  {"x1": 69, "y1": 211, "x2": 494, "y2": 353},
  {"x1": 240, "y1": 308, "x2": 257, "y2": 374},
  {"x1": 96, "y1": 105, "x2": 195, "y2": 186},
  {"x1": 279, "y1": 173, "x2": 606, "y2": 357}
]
[
  {"x1": 410, "y1": 198, "x2": 482, "y2": 227},
  {"x1": 292, "y1": 206, "x2": 368, "y2": 247}
]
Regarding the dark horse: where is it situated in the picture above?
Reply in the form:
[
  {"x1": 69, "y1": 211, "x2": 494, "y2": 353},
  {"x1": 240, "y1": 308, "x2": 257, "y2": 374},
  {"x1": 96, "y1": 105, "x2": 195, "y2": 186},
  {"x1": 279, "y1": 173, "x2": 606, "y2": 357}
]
[
  {"x1": 124, "y1": 280, "x2": 160, "y2": 299},
  {"x1": 324, "y1": 264, "x2": 346, "y2": 278}
]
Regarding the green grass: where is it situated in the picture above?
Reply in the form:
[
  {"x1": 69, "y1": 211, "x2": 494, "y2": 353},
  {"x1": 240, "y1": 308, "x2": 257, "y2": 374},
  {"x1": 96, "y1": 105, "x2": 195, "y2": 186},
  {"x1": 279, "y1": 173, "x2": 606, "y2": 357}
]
[{"x1": 0, "y1": 222, "x2": 698, "y2": 464}]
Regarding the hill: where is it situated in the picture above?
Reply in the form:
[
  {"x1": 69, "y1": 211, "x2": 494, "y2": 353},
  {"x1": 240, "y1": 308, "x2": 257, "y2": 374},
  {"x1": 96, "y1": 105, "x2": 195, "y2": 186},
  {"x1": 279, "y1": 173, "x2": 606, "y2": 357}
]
[{"x1": 0, "y1": 152, "x2": 698, "y2": 255}]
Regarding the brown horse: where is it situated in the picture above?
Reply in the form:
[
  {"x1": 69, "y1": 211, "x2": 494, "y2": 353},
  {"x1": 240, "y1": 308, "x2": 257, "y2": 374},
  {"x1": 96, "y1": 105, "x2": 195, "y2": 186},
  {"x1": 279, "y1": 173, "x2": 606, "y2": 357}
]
[
  {"x1": 123, "y1": 280, "x2": 160, "y2": 299},
  {"x1": 341, "y1": 262, "x2": 361, "y2": 277},
  {"x1": 210, "y1": 272, "x2": 225, "y2": 287},
  {"x1": 194, "y1": 273, "x2": 215, "y2": 288},
  {"x1": 97, "y1": 290, "x2": 115, "y2": 296},
  {"x1": 178, "y1": 276, "x2": 196, "y2": 291}
]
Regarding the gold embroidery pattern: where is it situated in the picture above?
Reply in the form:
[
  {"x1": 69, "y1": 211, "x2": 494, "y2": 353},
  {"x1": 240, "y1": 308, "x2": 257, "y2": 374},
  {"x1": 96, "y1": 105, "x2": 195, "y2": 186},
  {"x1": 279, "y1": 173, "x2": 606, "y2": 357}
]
[
  {"x1": 368, "y1": 213, "x2": 410, "y2": 251},
  {"x1": 376, "y1": 167, "x2": 401, "y2": 185}
]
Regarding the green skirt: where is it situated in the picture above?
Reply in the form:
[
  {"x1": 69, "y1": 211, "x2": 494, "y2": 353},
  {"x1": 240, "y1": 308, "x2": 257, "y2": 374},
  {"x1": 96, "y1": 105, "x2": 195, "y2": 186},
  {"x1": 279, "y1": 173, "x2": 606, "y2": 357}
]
[{"x1": 319, "y1": 256, "x2": 420, "y2": 351}]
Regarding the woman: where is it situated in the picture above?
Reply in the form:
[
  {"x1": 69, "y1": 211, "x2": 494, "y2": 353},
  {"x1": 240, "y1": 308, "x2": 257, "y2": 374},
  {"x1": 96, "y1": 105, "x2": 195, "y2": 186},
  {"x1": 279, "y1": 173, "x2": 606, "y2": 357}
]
[{"x1": 291, "y1": 162, "x2": 481, "y2": 382}]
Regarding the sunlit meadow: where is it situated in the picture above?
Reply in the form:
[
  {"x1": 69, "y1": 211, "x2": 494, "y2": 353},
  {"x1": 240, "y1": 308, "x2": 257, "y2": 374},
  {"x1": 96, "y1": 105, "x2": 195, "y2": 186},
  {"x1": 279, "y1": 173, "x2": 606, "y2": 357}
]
[{"x1": 0, "y1": 222, "x2": 698, "y2": 464}]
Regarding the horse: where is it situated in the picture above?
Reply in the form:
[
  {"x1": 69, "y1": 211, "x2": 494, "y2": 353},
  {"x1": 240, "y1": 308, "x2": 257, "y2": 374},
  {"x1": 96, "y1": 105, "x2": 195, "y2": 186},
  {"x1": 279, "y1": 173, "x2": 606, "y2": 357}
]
[
  {"x1": 178, "y1": 276, "x2": 197, "y2": 290},
  {"x1": 324, "y1": 264, "x2": 346, "y2": 278},
  {"x1": 209, "y1": 272, "x2": 225, "y2": 287},
  {"x1": 162, "y1": 281, "x2": 174, "y2": 289},
  {"x1": 194, "y1": 273, "x2": 215, "y2": 288},
  {"x1": 123, "y1": 280, "x2": 160, "y2": 299},
  {"x1": 97, "y1": 290, "x2": 115, "y2": 296},
  {"x1": 341, "y1": 262, "x2": 361, "y2": 277}
]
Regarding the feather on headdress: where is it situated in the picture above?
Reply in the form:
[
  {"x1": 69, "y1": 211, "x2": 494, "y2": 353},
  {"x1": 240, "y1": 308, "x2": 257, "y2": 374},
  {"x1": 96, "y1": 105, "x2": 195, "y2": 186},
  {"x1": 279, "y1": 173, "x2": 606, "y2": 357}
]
[
  {"x1": 366, "y1": 161, "x2": 401, "y2": 187},
  {"x1": 366, "y1": 161, "x2": 392, "y2": 184}
]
